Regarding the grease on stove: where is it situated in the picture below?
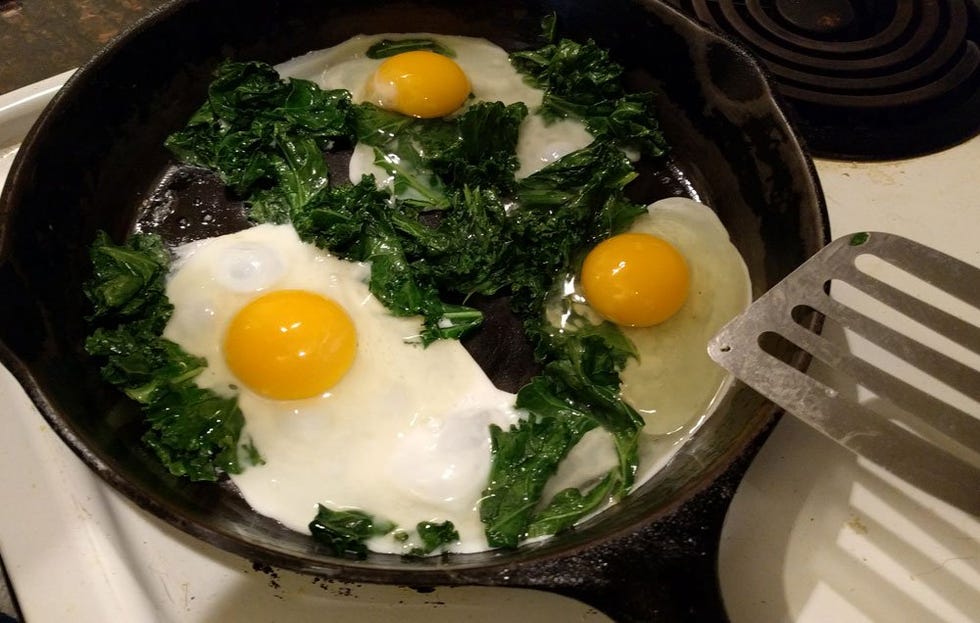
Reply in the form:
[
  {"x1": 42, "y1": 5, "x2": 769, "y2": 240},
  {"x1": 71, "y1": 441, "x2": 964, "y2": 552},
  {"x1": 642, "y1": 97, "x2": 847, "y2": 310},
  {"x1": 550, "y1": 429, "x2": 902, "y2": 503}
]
[
  {"x1": 410, "y1": 586, "x2": 447, "y2": 605},
  {"x1": 846, "y1": 514, "x2": 868, "y2": 535},
  {"x1": 250, "y1": 561, "x2": 282, "y2": 590},
  {"x1": 248, "y1": 566, "x2": 464, "y2": 609},
  {"x1": 220, "y1": 561, "x2": 620, "y2": 617},
  {"x1": 309, "y1": 577, "x2": 363, "y2": 599}
]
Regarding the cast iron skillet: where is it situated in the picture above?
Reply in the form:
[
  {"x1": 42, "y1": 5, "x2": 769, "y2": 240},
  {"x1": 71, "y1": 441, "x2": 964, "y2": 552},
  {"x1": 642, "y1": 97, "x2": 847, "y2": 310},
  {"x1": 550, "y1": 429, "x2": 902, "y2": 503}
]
[{"x1": 0, "y1": 0, "x2": 827, "y2": 620}]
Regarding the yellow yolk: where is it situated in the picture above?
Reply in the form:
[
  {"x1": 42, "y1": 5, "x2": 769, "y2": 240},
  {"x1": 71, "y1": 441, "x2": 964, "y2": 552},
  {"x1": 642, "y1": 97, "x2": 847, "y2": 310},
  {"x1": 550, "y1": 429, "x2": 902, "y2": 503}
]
[
  {"x1": 367, "y1": 51, "x2": 470, "y2": 118},
  {"x1": 223, "y1": 290, "x2": 357, "y2": 400},
  {"x1": 581, "y1": 233, "x2": 690, "y2": 327}
]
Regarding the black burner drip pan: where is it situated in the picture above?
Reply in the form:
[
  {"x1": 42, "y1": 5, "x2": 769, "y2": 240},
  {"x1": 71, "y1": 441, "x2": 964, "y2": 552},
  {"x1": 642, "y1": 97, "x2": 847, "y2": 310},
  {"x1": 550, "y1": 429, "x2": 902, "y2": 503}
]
[{"x1": 669, "y1": 0, "x2": 980, "y2": 160}]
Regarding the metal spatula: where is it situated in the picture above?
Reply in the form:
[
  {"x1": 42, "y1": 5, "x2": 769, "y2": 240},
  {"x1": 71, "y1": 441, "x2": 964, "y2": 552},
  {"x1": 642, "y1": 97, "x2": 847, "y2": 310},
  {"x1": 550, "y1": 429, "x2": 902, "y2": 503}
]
[{"x1": 708, "y1": 232, "x2": 980, "y2": 515}]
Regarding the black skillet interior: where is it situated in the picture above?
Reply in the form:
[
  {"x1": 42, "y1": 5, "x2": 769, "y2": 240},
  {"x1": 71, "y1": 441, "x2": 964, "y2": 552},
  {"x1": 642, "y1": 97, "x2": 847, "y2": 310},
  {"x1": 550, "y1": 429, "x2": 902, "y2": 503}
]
[{"x1": 0, "y1": 0, "x2": 826, "y2": 620}]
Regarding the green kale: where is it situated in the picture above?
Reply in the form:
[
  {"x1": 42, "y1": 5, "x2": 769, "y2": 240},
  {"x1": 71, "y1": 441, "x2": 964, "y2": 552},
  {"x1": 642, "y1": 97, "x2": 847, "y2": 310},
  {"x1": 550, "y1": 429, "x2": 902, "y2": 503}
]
[
  {"x1": 397, "y1": 186, "x2": 512, "y2": 296},
  {"x1": 351, "y1": 102, "x2": 418, "y2": 144},
  {"x1": 85, "y1": 326, "x2": 206, "y2": 405},
  {"x1": 409, "y1": 520, "x2": 460, "y2": 556},
  {"x1": 426, "y1": 101, "x2": 528, "y2": 192},
  {"x1": 142, "y1": 385, "x2": 246, "y2": 481},
  {"x1": 165, "y1": 61, "x2": 354, "y2": 223},
  {"x1": 370, "y1": 144, "x2": 451, "y2": 210},
  {"x1": 393, "y1": 530, "x2": 410, "y2": 542},
  {"x1": 480, "y1": 395, "x2": 595, "y2": 548},
  {"x1": 309, "y1": 505, "x2": 397, "y2": 559},
  {"x1": 242, "y1": 439, "x2": 265, "y2": 467},
  {"x1": 292, "y1": 177, "x2": 484, "y2": 343},
  {"x1": 479, "y1": 321, "x2": 643, "y2": 548},
  {"x1": 535, "y1": 323, "x2": 643, "y2": 436},
  {"x1": 290, "y1": 141, "x2": 642, "y2": 348},
  {"x1": 539, "y1": 318, "x2": 643, "y2": 484},
  {"x1": 360, "y1": 213, "x2": 446, "y2": 316},
  {"x1": 514, "y1": 140, "x2": 638, "y2": 222},
  {"x1": 290, "y1": 177, "x2": 391, "y2": 251},
  {"x1": 510, "y1": 19, "x2": 668, "y2": 157},
  {"x1": 84, "y1": 230, "x2": 170, "y2": 320},
  {"x1": 354, "y1": 103, "x2": 454, "y2": 209},
  {"x1": 353, "y1": 101, "x2": 526, "y2": 208},
  {"x1": 407, "y1": 142, "x2": 644, "y2": 313},
  {"x1": 366, "y1": 38, "x2": 456, "y2": 59},
  {"x1": 84, "y1": 232, "x2": 254, "y2": 481},
  {"x1": 526, "y1": 472, "x2": 617, "y2": 538}
]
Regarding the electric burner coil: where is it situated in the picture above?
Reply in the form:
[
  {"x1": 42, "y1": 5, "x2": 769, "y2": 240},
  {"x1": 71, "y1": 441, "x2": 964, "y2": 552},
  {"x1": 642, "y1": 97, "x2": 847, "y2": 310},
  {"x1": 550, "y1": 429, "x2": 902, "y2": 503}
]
[{"x1": 670, "y1": 0, "x2": 980, "y2": 159}]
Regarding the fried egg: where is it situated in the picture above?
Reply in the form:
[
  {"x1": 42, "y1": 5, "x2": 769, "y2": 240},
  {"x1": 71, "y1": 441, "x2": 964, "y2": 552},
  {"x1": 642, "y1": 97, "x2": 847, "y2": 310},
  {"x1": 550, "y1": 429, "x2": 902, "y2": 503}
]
[
  {"x1": 542, "y1": 197, "x2": 751, "y2": 496},
  {"x1": 163, "y1": 224, "x2": 522, "y2": 554},
  {"x1": 617, "y1": 198, "x2": 751, "y2": 437},
  {"x1": 275, "y1": 33, "x2": 595, "y2": 185}
]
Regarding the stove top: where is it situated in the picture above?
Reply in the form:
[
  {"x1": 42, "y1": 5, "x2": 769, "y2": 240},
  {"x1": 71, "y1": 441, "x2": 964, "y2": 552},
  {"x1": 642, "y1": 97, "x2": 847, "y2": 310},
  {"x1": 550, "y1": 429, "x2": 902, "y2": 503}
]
[{"x1": 669, "y1": 0, "x2": 980, "y2": 159}]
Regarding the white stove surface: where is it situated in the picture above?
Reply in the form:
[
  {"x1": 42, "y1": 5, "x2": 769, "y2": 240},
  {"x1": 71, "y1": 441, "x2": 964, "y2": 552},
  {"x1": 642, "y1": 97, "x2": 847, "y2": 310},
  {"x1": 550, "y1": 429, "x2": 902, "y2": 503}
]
[
  {"x1": 1, "y1": 75, "x2": 977, "y2": 622},
  {"x1": 719, "y1": 135, "x2": 980, "y2": 622}
]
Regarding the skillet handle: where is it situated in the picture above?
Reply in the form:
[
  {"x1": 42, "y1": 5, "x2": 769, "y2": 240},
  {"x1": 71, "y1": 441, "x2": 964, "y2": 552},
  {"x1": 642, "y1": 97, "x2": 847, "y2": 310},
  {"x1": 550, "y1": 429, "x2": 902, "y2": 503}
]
[{"x1": 504, "y1": 451, "x2": 754, "y2": 622}]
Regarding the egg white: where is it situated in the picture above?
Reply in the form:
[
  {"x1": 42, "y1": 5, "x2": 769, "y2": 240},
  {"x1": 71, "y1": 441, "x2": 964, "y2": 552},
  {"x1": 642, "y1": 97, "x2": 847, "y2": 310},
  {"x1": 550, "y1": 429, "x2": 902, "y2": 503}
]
[
  {"x1": 620, "y1": 197, "x2": 752, "y2": 434},
  {"x1": 276, "y1": 33, "x2": 595, "y2": 186},
  {"x1": 163, "y1": 224, "x2": 522, "y2": 554}
]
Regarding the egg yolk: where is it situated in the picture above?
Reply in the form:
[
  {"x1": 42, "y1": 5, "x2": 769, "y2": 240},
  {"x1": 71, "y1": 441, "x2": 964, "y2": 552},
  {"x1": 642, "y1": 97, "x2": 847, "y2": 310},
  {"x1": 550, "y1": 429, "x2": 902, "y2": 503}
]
[
  {"x1": 223, "y1": 290, "x2": 357, "y2": 400},
  {"x1": 580, "y1": 233, "x2": 690, "y2": 327},
  {"x1": 367, "y1": 50, "x2": 470, "y2": 118}
]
